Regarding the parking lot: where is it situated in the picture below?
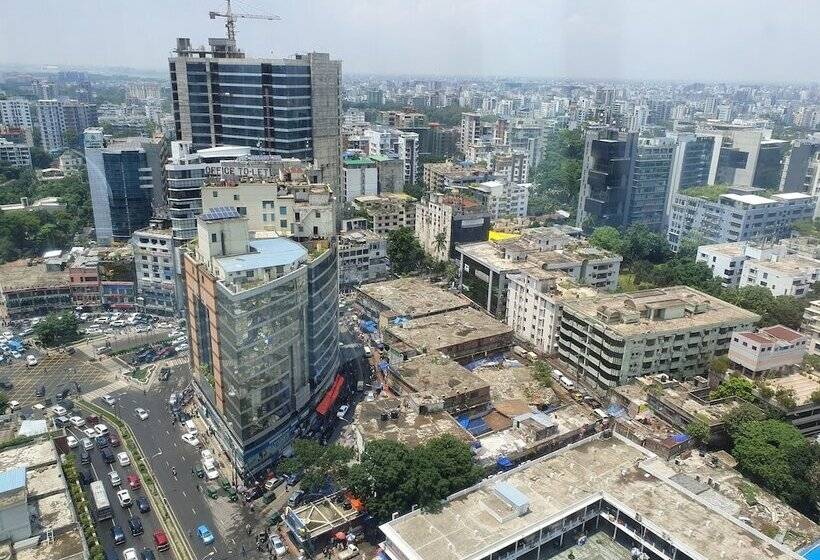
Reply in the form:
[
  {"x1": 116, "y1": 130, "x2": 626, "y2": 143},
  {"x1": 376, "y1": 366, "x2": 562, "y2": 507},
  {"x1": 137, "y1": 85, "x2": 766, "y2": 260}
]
[
  {"x1": 0, "y1": 348, "x2": 113, "y2": 407},
  {"x1": 64, "y1": 421, "x2": 174, "y2": 559}
]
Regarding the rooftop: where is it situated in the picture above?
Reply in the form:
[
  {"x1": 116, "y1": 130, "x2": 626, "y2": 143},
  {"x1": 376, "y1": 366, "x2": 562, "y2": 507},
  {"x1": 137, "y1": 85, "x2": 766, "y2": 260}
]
[
  {"x1": 395, "y1": 354, "x2": 490, "y2": 406},
  {"x1": 357, "y1": 278, "x2": 470, "y2": 318},
  {"x1": 752, "y1": 254, "x2": 820, "y2": 275},
  {"x1": 472, "y1": 364, "x2": 556, "y2": 406},
  {"x1": 385, "y1": 307, "x2": 513, "y2": 355},
  {"x1": 381, "y1": 434, "x2": 801, "y2": 560},
  {"x1": 765, "y1": 371, "x2": 820, "y2": 407},
  {"x1": 0, "y1": 259, "x2": 70, "y2": 291},
  {"x1": 215, "y1": 237, "x2": 308, "y2": 274},
  {"x1": 0, "y1": 466, "x2": 26, "y2": 494},
  {"x1": 353, "y1": 396, "x2": 473, "y2": 450},
  {"x1": 563, "y1": 286, "x2": 760, "y2": 338}
]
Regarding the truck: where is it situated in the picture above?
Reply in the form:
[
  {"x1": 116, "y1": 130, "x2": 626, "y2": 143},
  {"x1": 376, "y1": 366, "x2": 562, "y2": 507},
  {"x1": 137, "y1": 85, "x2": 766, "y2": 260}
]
[{"x1": 363, "y1": 346, "x2": 372, "y2": 358}]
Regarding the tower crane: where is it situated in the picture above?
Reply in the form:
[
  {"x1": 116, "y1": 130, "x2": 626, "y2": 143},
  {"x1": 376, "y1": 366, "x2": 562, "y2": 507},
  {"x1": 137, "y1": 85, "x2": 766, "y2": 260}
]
[{"x1": 209, "y1": 0, "x2": 281, "y2": 42}]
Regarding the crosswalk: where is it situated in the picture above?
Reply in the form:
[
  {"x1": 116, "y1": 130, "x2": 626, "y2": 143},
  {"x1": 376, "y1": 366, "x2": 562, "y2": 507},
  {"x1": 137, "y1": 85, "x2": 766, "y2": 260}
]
[{"x1": 81, "y1": 380, "x2": 129, "y2": 402}]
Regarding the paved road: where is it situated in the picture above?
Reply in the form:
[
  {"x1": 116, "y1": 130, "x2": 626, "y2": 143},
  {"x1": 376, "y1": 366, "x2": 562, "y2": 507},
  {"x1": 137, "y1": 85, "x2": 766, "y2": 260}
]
[
  {"x1": 106, "y1": 365, "x2": 288, "y2": 559},
  {"x1": 65, "y1": 422, "x2": 170, "y2": 559}
]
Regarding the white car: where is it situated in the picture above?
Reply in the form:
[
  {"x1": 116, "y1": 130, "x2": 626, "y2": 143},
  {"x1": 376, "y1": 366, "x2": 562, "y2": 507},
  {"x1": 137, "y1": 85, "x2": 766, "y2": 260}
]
[
  {"x1": 26, "y1": 355, "x2": 38, "y2": 366},
  {"x1": 365, "y1": 391, "x2": 375, "y2": 402},
  {"x1": 337, "y1": 404, "x2": 350, "y2": 419},
  {"x1": 32, "y1": 403, "x2": 45, "y2": 412},
  {"x1": 181, "y1": 433, "x2": 199, "y2": 447},
  {"x1": 110, "y1": 320, "x2": 126, "y2": 327},
  {"x1": 69, "y1": 415, "x2": 86, "y2": 428},
  {"x1": 66, "y1": 435, "x2": 79, "y2": 449},
  {"x1": 82, "y1": 427, "x2": 97, "y2": 439},
  {"x1": 116, "y1": 488, "x2": 132, "y2": 507},
  {"x1": 82, "y1": 437, "x2": 94, "y2": 450},
  {"x1": 102, "y1": 394, "x2": 116, "y2": 406},
  {"x1": 174, "y1": 343, "x2": 189, "y2": 352},
  {"x1": 117, "y1": 452, "x2": 130, "y2": 466},
  {"x1": 271, "y1": 536, "x2": 287, "y2": 557},
  {"x1": 135, "y1": 408, "x2": 149, "y2": 420},
  {"x1": 94, "y1": 423, "x2": 109, "y2": 437},
  {"x1": 51, "y1": 405, "x2": 67, "y2": 416},
  {"x1": 109, "y1": 471, "x2": 121, "y2": 486},
  {"x1": 122, "y1": 548, "x2": 138, "y2": 560},
  {"x1": 204, "y1": 465, "x2": 219, "y2": 480}
]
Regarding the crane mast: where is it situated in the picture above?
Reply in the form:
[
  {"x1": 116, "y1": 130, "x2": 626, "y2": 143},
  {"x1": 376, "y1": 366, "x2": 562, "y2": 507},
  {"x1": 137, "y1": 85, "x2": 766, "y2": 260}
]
[{"x1": 209, "y1": 0, "x2": 281, "y2": 42}]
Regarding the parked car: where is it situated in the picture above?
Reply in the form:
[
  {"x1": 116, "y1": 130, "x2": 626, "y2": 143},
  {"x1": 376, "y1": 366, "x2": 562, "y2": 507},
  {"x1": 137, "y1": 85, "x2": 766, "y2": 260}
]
[
  {"x1": 196, "y1": 525, "x2": 214, "y2": 545},
  {"x1": 117, "y1": 452, "x2": 130, "y2": 466},
  {"x1": 135, "y1": 408, "x2": 149, "y2": 420},
  {"x1": 136, "y1": 496, "x2": 150, "y2": 513},
  {"x1": 128, "y1": 516, "x2": 143, "y2": 536},
  {"x1": 271, "y1": 536, "x2": 287, "y2": 557},
  {"x1": 109, "y1": 471, "x2": 121, "y2": 486},
  {"x1": 26, "y1": 355, "x2": 38, "y2": 366},
  {"x1": 288, "y1": 489, "x2": 305, "y2": 507},
  {"x1": 117, "y1": 489, "x2": 132, "y2": 507},
  {"x1": 69, "y1": 415, "x2": 85, "y2": 428},
  {"x1": 81, "y1": 438, "x2": 93, "y2": 451},
  {"x1": 101, "y1": 448, "x2": 115, "y2": 464},
  {"x1": 66, "y1": 435, "x2": 78, "y2": 449},
  {"x1": 122, "y1": 548, "x2": 138, "y2": 560},
  {"x1": 140, "y1": 548, "x2": 155, "y2": 560},
  {"x1": 109, "y1": 432, "x2": 121, "y2": 447},
  {"x1": 110, "y1": 525, "x2": 126, "y2": 546},
  {"x1": 96, "y1": 435, "x2": 109, "y2": 449},
  {"x1": 102, "y1": 395, "x2": 116, "y2": 406},
  {"x1": 127, "y1": 474, "x2": 141, "y2": 490},
  {"x1": 80, "y1": 449, "x2": 91, "y2": 465}
]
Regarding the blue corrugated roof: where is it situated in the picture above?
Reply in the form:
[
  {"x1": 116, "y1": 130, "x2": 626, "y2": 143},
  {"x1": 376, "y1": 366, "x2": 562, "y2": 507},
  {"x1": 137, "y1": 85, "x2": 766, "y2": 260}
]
[
  {"x1": 0, "y1": 467, "x2": 26, "y2": 493},
  {"x1": 494, "y1": 481, "x2": 529, "y2": 509},
  {"x1": 216, "y1": 238, "x2": 307, "y2": 274}
]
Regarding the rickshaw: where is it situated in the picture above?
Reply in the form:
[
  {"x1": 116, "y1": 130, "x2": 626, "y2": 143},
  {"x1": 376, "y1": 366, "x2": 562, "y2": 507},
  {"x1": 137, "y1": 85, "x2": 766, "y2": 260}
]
[
  {"x1": 226, "y1": 486, "x2": 238, "y2": 502},
  {"x1": 206, "y1": 485, "x2": 219, "y2": 499},
  {"x1": 220, "y1": 478, "x2": 232, "y2": 491}
]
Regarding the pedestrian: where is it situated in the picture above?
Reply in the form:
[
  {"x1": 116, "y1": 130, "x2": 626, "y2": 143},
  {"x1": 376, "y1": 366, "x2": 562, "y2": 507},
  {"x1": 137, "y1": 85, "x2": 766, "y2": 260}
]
[
  {"x1": 196, "y1": 484, "x2": 201, "y2": 492},
  {"x1": 246, "y1": 523, "x2": 252, "y2": 535},
  {"x1": 191, "y1": 467, "x2": 195, "y2": 475}
]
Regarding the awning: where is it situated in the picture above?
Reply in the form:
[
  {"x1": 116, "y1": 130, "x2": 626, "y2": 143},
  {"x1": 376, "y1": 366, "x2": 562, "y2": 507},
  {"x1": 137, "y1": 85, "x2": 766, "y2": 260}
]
[{"x1": 316, "y1": 374, "x2": 345, "y2": 416}]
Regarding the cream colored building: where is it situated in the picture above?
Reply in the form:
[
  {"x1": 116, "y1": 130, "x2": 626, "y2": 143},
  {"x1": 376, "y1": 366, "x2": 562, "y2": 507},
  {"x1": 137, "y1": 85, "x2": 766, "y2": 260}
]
[{"x1": 353, "y1": 193, "x2": 416, "y2": 235}]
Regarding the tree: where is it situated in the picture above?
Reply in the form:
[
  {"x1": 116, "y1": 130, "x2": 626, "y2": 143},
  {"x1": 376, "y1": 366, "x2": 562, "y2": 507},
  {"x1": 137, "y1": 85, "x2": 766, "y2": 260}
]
[
  {"x1": 686, "y1": 414, "x2": 711, "y2": 446},
  {"x1": 721, "y1": 402, "x2": 767, "y2": 442},
  {"x1": 709, "y1": 356, "x2": 731, "y2": 377},
  {"x1": 532, "y1": 360, "x2": 553, "y2": 388},
  {"x1": 620, "y1": 225, "x2": 672, "y2": 265},
  {"x1": 279, "y1": 439, "x2": 354, "y2": 493},
  {"x1": 434, "y1": 232, "x2": 447, "y2": 255},
  {"x1": 403, "y1": 181, "x2": 425, "y2": 200},
  {"x1": 0, "y1": 392, "x2": 7, "y2": 414},
  {"x1": 811, "y1": 389, "x2": 820, "y2": 404},
  {"x1": 731, "y1": 420, "x2": 820, "y2": 518},
  {"x1": 34, "y1": 312, "x2": 79, "y2": 347},
  {"x1": 709, "y1": 375, "x2": 756, "y2": 402},
  {"x1": 346, "y1": 435, "x2": 482, "y2": 522},
  {"x1": 387, "y1": 227, "x2": 426, "y2": 274},
  {"x1": 29, "y1": 146, "x2": 53, "y2": 169},
  {"x1": 589, "y1": 227, "x2": 622, "y2": 253},
  {"x1": 529, "y1": 129, "x2": 584, "y2": 216}
]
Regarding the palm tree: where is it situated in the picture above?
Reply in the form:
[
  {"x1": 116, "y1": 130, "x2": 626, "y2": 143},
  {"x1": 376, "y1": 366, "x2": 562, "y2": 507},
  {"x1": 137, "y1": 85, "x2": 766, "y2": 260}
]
[{"x1": 434, "y1": 232, "x2": 447, "y2": 255}]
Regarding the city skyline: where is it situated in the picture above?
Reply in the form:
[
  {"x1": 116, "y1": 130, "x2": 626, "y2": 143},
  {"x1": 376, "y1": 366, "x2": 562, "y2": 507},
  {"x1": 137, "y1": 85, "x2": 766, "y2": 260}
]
[{"x1": 2, "y1": 0, "x2": 820, "y2": 82}]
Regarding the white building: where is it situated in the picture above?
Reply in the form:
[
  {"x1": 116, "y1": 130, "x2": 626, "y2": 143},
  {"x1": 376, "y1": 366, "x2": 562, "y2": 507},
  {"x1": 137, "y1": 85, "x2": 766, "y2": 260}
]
[
  {"x1": 0, "y1": 99, "x2": 33, "y2": 129},
  {"x1": 397, "y1": 131, "x2": 419, "y2": 185},
  {"x1": 801, "y1": 299, "x2": 820, "y2": 355},
  {"x1": 0, "y1": 138, "x2": 31, "y2": 168},
  {"x1": 35, "y1": 100, "x2": 66, "y2": 152},
  {"x1": 739, "y1": 253, "x2": 820, "y2": 297},
  {"x1": 729, "y1": 325, "x2": 808, "y2": 374},
  {"x1": 469, "y1": 179, "x2": 530, "y2": 219},
  {"x1": 696, "y1": 242, "x2": 782, "y2": 288},
  {"x1": 342, "y1": 157, "x2": 378, "y2": 202},
  {"x1": 131, "y1": 219, "x2": 179, "y2": 316},
  {"x1": 338, "y1": 230, "x2": 389, "y2": 287},
  {"x1": 460, "y1": 112, "x2": 481, "y2": 151},
  {"x1": 506, "y1": 267, "x2": 599, "y2": 355},
  {"x1": 363, "y1": 126, "x2": 419, "y2": 185}
]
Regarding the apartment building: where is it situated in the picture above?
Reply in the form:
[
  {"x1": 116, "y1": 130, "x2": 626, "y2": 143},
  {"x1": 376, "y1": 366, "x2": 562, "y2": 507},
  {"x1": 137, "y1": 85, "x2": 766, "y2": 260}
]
[
  {"x1": 35, "y1": 100, "x2": 65, "y2": 152},
  {"x1": 415, "y1": 192, "x2": 491, "y2": 262},
  {"x1": 363, "y1": 126, "x2": 419, "y2": 185},
  {"x1": 352, "y1": 194, "x2": 416, "y2": 235},
  {"x1": 491, "y1": 148, "x2": 530, "y2": 183},
  {"x1": 342, "y1": 156, "x2": 378, "y2": 202},
  {"x1": 183, "y1": 208, "x2": 339, "y2": 477},
  {"x1": 201, "y1": 169, "x2": 335, "y2": 242},
  {"x1": 728, "y1": 325, "x2": 808, "y2": 374},
  {"x1": 0, "y1": 99, "x2": 33, "y2": 130},
  {"x1": 468, "y1": 179, "x2": 530, "y2": 219},
  {"x1": 739, "y1": 253, "x2": 820, "y2": 297},
  {"x1": 558, "y1": 286, "x2": 760, "y2": 388},
  {"x1": 802, "y1": 299, "x2": 820, "y2": 355},
  {"x1": 131, "y1": 218, "x2": 179, "y2": 316},
  {"x1": 666, "y1": 186, "x2": 815, "y2": 251},
  {"x1": 338, "y1": 229, "x2": 389, "y2": 287},
  {"x1": 0, "y1": 138, "x2": 31, "y2": 168},
  {"x1": 457, "y1": 226, "x2": 621, "y2": 318},
  {"x1": 422, "y1": 161, "x2": 495, "y2": 191},
  {"x1": 460, "y1": 112, "x2": 482, "y2": 151}
]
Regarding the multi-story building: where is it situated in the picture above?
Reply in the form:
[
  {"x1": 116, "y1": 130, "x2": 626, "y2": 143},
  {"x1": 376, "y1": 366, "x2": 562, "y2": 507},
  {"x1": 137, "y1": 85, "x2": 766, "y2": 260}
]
[
  {"x1": 342, "y1": 156, "x2": 378, "y2": 202},
  {"x1": 780, "y1": 135, "x2": 820, "y2": 193},
  {"x1": 460, "y1": 112, "x2": 481, "y2": 152},
  {"x1": 415, "y1": 192, "x2": 491, "y2": 262},
  {"x1": 491, "y1": 148, "x2": 529, "y2": 183},
  {"x1": 739, "y1": 253, "x2": 820, "y2": 297},
  {"x1": 728, "y1": 325, "x2": 808, "y2": 374},
  {"x1": 183, "y1": 208, "x2": 339, "y2": 477},
  {"x1": 84, "y1": 127, "x2": 168, "y2": 245},
  {"x1": 169, "y1": 36, "x2": 341, "y2": 215},
  {"x1": 363, "y1": 126, "x2": 418, "y2": 185},
  {"x1": 0, "y1": 138, "x2": 31, "y2": 168},
  {"x1": 131, "y1": 218, "x2": 179, "y2": 316},
  {"x1": 665, "y1": 133, "x2": 720, "y2": 219},
  {"x1": 379, "y1": 110, "x2": 427, "y2": 129},
  {"x1": 201, "y1": 170, "x2": 335, "y2": 241},
  {"x1": 35, "y1": 100, "x2": 65, "y2": 152},
  {"x1": 803, "y1": 299, "x2": 820, "y2": 355},
  {"x1": 422, "y1": 161, "x2": 495, "y2": 190},
  {"x1": 558, "y1": 286, "x2": 760, "y2": 388},
  {"x1": 506, "y1": 268, "x2": 600, "y2": 355},
  {"x1": 0, "y1": 99, "x2": 33, "y2": 130},
  {"x1": 380, "y1": 432, "x2": 803, "y2": 560},
  {"x1": 695, "y1": 124, "x2": 787, "y2": 189},
  {"x1": 468, "y1": 179, "x2": 530, "y2": 219},
  {"x1": 576, "y1": 129, "x2": 674, "y2": 232},
  {"x1": 60, "y1": 100, "x2": 97, "y2": 146},
  {"x1": 338, "y1": 229, "x2": 389, "y2": 287},
  {"x1": 352, "y1": 194, "x2": 416, "y2": 235},
  {"x1": 666, "y1": 186, "x2": 815, "y2": 251},
  {"x1": 457, "y1": 226, "x2": 621, "y2": 318},
  {"x1": 30, "y1": 79, "x2": 55, "y2": 99}
]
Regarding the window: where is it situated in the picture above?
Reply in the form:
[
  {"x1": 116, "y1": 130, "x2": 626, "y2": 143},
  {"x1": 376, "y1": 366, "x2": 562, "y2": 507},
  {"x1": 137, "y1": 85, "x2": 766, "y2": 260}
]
[
  {"x1": 233, "y1": 194, "x2": 239, "y2": 201},
  {"x1": 280, "y1": 219, "x2": 287, "y2": 228},
  {"x1": 211, "y1": 233, "x2": 217, "y2": 243},
  {"x1": 212, "y1": 191, "x2": 218, "y2": 198},
  {"x1": 279, "y1": 207, "x2": 287, "y2": 215}
]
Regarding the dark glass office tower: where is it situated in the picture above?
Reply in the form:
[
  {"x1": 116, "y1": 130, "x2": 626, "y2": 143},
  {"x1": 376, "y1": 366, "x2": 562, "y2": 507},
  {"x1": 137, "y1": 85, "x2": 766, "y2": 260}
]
[{"x1": 169, "y1": 37, "x2": 341, "y2": 204}]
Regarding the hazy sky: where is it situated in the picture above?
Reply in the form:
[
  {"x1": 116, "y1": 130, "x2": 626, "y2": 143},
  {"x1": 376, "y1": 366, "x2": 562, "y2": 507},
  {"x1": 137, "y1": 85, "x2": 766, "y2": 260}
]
[{"x1": 2, "y1": 0, "x2": 819, "y2": 82}]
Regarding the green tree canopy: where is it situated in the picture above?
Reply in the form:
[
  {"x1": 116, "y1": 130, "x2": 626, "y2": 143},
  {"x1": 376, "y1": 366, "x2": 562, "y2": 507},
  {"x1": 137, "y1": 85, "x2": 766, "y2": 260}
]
[
  {"x1": 710, "y1": 375, "x2": 756, "y2": 402},
  {"x1": 346, "y1": 435, "x2": 483, "y2": 522},
  {"x1": 686, "y1": 414, "x2": 711, "y2": 446},
  {"x1": 34, "y1": 312, "x2": 79, "y2": 347},
  {"x1": 588, "y1": 226, "x2": 622, "y2": 253},
  {"x1": 277, "y1": 439, "x2": 354, "y2": 493},
  {"x1": 731, "y1": 420, "x2": 820, "y2": 518},
  {"x1": 387, "y1": 227, "x2": 426, "y2": 275},
  {"x1": 529, "y1": 129, "x2": 583, "y2": 216},
  {"x1": 721, "y1": 402, "x2": 768, "y2": 442}
]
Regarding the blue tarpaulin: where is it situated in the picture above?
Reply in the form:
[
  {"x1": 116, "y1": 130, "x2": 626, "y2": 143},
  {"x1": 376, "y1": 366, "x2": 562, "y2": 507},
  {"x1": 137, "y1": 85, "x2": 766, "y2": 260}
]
[
  {"x1": 497, "y1": 456, "x2": 514, "y2": 470},
  {"x1": 607, "y1": 404, "x2": 626, "y2": 418},
  {"x1": 6, "y1": 338, "x2": 23, "y2": 351},
  {"x1": 671, "y1": 434, "x2": 690, "y2": 443},
  {"x1": 457, "y1": 415, "x2": 469, "y2": 429},
  {"x1": 360, "y1": 320, "x2": 377, "y2": 334},
  {"x1": 379, "y1": 360, "x2": 389, "y2": 372},
  {"x1": 466, "y1": 417, "x2": 490, "y2": 436},
  {"x1": 464, "y1": 353, "x2": 505, "y2": 371},
  {"x1": 390, "y1": 316, "x2": 410, "y2": 327}
]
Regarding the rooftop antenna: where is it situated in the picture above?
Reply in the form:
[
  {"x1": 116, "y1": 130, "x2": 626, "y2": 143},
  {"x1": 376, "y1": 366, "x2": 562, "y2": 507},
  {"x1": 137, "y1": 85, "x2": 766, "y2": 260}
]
[{"x1": 209, "y1": 0, "x2": 281, "y2": 43}]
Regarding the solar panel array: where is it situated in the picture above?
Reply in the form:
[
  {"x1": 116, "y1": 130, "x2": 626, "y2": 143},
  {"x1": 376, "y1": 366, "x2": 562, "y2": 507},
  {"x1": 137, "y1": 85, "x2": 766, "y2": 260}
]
[{"x1": 200, "y1": 206, "x2": 241, "y2": 221}]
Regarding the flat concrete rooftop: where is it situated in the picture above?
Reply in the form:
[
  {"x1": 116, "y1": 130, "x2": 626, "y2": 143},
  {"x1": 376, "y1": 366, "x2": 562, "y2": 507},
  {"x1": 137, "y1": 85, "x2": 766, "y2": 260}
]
[
  {"x1": 357, "y1": 278, "x2": 470, "y2": 318},
  {"x1": 386, "y1": 307, "x2": 513, "y2": 355},
  {"x1": 766, "y1": 371, "x2": 820, "y2": 407},
  {"x1": 0, "y1": 260, "x2": 70, "y2": 291},
  {"x1": 0, "y1": 440, "x2": 58, "y2": 471},
  {"x1": 563, "y1": 286, "x2": 760, "y2": 338},
  {"x1": 473, "y1": 364, "x2": 556, "y2": 405},
  {"x1": 381, "y1": 434, "x2": 799, "y2": 560},
  {"x1": 396, "y1": 354, "x2": 490, "y2": 404},
  {"x1": 353, "y1": 397, "x2": 472, "y2": 450}
]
